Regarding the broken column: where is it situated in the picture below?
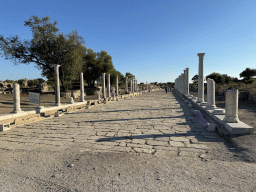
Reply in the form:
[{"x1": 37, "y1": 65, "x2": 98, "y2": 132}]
[
  {"x1": 12, "y1": 83, "x2": 23, "y2": 113},
  {"x1": 102, "y1": 73, "x2": 106, "y2": 99},
  {"x1": 223, "y1": 89, "x2": 239, "y2": 123},
  {"x1": 197, "y1": 53, "x2": 206, "y2": 105},
  {"x1": 54, "y1": 64, "x2": 61, "y2": 106},
  {"x1": 80, "y1": 72, "x2": 85, "y2": 102},
  {"x1": 206, "y1": 78, "x2": 216, "y2": 110},
  {"x1": 107, "y1": 74, "x2": 111, "y2": 97},
  {"x1": 146, "y1": 81, "x2": 148, "y2": 91}
]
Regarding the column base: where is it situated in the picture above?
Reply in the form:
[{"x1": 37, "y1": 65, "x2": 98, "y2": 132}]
[
  {"x1": 223, "y1": 116, "x2": 240, "y2": 123},
  {"x1": 205, "y1": 105, "x2": 217, "y2": 110},
  {"x1": 199, "y1": 102, "x2": 208, "y2": 106},
  {"x1": 211, "y1": 109, "x2": 225, "y2": 115},
  {"x1": 11, "y1": 110, "x2": 24, "y2": 114}
]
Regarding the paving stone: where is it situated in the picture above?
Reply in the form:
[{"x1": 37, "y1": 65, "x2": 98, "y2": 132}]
[
  {"x1": 153, "y1": 146, "x2": 178, "y2": 151},
  {"x1": 154, "y1": 137, "x2": 170, "y2": 141},
  {"x1": 154, "y1": 150, "x2": 178, "y2": 157},
  {"x1": 146, "y1": 140, "x2": 169, "y2": 146},
  {"x1": 185, "y1": 144, "x2": 209, "y2": 149},
  {"x1": 168, "y1": 141, "x2": 185, "y2": 147},
  {"x1": 133, "y1": 147, "x2": 155, "y2": 154},
  {"x1": 169, "y1": 137, "x2": 190, "y2": 142}
]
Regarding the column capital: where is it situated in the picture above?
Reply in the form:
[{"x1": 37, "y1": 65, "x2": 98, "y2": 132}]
[{"x1": 197, "y1": 53, "x2": 205, "y2": 58}]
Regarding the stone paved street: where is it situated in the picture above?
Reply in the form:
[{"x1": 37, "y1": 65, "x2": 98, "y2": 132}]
[
  {"x1": 1, "y1": 89, "x2": 256, "y2": 191},
  {"x1": 0, "y1": 89, "x2": 230, "y2": 158}
]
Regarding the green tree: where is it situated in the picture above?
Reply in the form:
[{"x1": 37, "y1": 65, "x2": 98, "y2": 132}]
[
  {"x1": 28, "y1": 79, "x2": 39, "y2": 87},
  {"x1": 82, "y1": 49, "x2": 114, "y2": 87},
  {"x1": 206, "y1": 73, "x2": 225, "y2": 84},
  {"x1": 0, "y1": 16, "x2": 86, "y2": 91},
  {"x1": 192, "y1": 75, "x2": 198, "y2": 84},
  {"x1": 239, "y1": 68, "x2": 256, "y2": 80},
  {"x1": 125, "y1": 72, "x2": 135, "y2": 80}
]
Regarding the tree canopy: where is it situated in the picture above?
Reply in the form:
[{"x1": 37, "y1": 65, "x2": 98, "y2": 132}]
[
  {"x1": 0, "y1": 16, "x2": 86, "y2": 91},
  {"x1": 192, "y1": 75, "x2": 198, "y2": 84},
  {"x1": 0, "y1": 15, "x2": 134, "y2": 91},
  {"x1": 239, "y1": 68, "x2": 256, "y2": 80}
]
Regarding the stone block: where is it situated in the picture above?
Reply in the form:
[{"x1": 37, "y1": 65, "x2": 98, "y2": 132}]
[
  {"x1": 0, "y1": 123, "x2": 10, "y2": 131},
  {"x1": 54, "y1": 110, "x2": 63, "y2": 117},
  {"x1": 207, "y1": 123, "x2": 216, "y2": 132}
]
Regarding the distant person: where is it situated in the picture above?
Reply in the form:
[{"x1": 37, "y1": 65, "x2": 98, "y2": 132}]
[{"x1": 165, "y1": 87, "x2": 167, "y2": 94}]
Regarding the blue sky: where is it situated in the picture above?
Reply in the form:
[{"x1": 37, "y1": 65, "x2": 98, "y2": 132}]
[{"x1": 0, "y1": 0, "x2": 255, "y2": 83}]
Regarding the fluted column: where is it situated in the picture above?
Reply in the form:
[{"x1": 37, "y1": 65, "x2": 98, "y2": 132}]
[
  {"x1": 185, "y1": 68, "x2": 189, "y2": 96},
  {"x1": 107, "y1": 74, "x2": 111, "y2": 97},
  {"x1": 80, "y1": 72, "x2": 85, "y2": 102},
  {"x1": 134, "y1": 79, "x2": 136, "y2": 92},
  {"x1": 197, "y1": 53, "x2": 206, "y2": 104},
  {"x1": 102, "y1": 73, "x2": 106, "y2": 99},
  {"x1": 54, "y1": 64, "x2": 61, "y2": 106},
  {"x1": 130, "y1": 79, "x2": 132, "y2": 93}
]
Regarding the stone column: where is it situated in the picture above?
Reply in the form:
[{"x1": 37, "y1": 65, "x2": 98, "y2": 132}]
[
  {"x1": 178, "y1": 75, "x2": 182, "y2": 93},
  {"x1": 134, "y1": 79, "x2": 136, "y2": 92},
  {"x1": 12, "y1": 83, "x2": 23, "y2": 113},
  {"x1": 102, "y1": 73, "x2": 106, "y2": 99},
  {"x1": 54, "y1": 64, "x2": 61, "y2": 106},
  {"x1": 125, "y1": 77, "x2": 128, "y2": 93},
  {"x1": 130, "y1": 79, "x2": 133, "y2": 93},
  {"x1": 223, "y1": 89, "x2": 239, "y2": 123},
  {"x1": 80, "y1": 72, "x2": 85, "y2": 102},
  {"x1": 146, "y1": 81, "x2": 148, "y2": 91},
  {"x1": 107, "y1": 74, "x2": 111, "y2": 97},
  {"x1": 182, "y1": 73, "x2": 185, "y2": 94},
  {"x1": 116, "y1": 75, "x2": 119, "y2": 96},
  {"x1": 112, "y1": 87, "x2": 115, "y2": 97},
  {"x1": 206, "y1": 78, "x2": 216, "y2": 110},
  {"x1": 185, "y1": 68, "x2": 189, "y2": 96},
  {"x1": 197, "y1": 53, "x2": 206, "y2": 104}
]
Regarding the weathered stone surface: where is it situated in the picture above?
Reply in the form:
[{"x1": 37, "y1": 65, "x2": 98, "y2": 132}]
[
  {"x1": 146, "y1": 140, "x2": 169, "y2": 146},
  {"x1": 169, "y1": 137, "x2": 189, "y2": 143},
  {"x1": 223, "y1": 89, "x2": 239, "y2": 123},
  {"x1": 154, "y1": 150, "x2": 178, "y2": 157},
  {"x1": 169, "y1": 141, "x2": 185, "y2": 147}
]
